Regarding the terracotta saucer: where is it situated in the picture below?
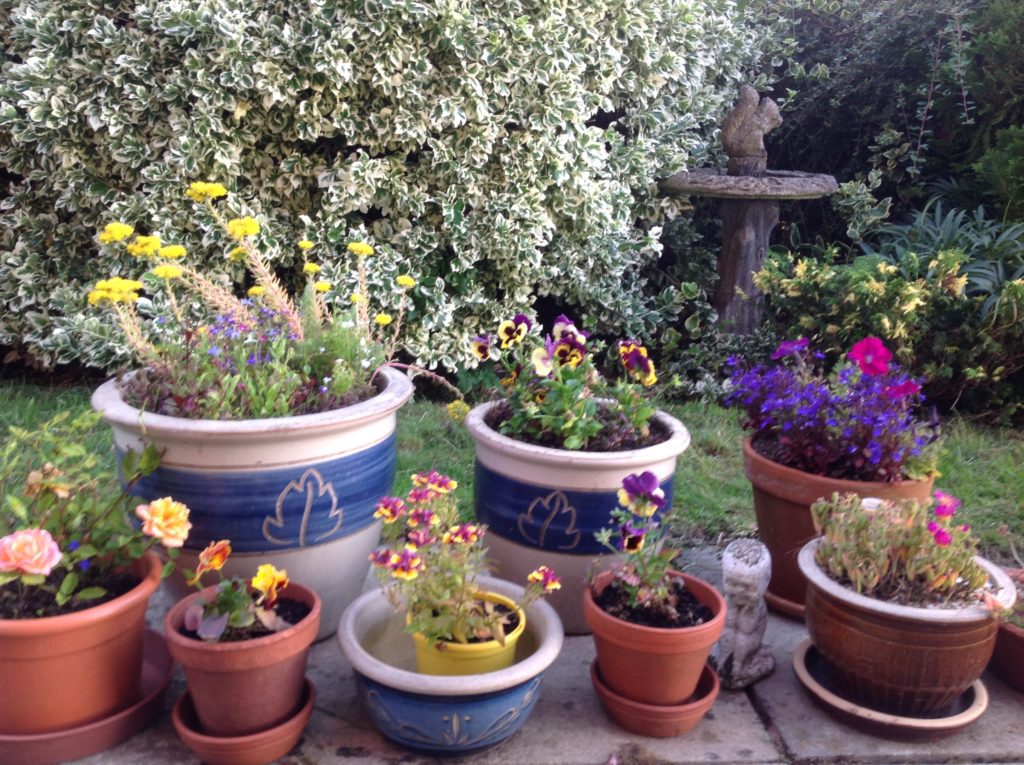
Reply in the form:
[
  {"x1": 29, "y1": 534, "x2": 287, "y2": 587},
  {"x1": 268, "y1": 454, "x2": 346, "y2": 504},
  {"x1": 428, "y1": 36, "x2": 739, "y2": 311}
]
[
  {"x1": 172, "y1": 677, "x2": 315, "y2": 765},
  {"x1": 792, "y1": 638, "x2": 988, "y2": 740},
  {"x1": 590, "y1": 660, "x2": 720, "y2": 738},
  {"x1": 0, "y1": 629, "x2": 175, "y2": 765}
]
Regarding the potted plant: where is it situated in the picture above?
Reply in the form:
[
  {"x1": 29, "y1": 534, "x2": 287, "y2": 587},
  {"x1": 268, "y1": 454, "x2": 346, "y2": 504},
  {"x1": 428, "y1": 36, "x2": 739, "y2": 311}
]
[
  {"x1": 988, "y1": 556, "x2": 1024, "y2": 694},
  {"x1": 164, "y1": 540, "x2": 321, "y2": 765},
  {"x1": 367, "y1": 470, "x2": 560, "y2": 676},
  {"x1": 725, "y1": 336, "x2": 940, "y2": 617},
  {"x1": 799, "y1": 492, "x2": 1016, "y2": 717},
  {"x1": 0, "y1": 411, "x2": 186, "y2": 754},
  {"x1": 88, "y1": 182, "x2": 440, "y2": 638},
  {"x1": 464, "y1": 314, "x2": 691, "y2": 633},
  {"x1": 583, "y1": 472, "x2": 726, "y2": 737}
]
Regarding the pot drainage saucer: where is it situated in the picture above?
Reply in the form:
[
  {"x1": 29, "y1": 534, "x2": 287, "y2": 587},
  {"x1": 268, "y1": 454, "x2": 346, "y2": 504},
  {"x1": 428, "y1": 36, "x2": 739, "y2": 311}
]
[
  {"x1": 0, "y1": 629, "x2": 174, "y2": 765},
  {"x1": 172, "y1": 677, "x2": 315, "y2": 765},
  {"x1": 792, "y1": 638, "x2": 988, "y2": 740}
]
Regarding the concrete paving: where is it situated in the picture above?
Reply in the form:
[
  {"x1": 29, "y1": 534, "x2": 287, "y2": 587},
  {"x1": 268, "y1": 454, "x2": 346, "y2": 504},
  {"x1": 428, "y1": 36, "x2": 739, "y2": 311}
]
[{"x1": 70, "y1": 548, "x2": 1024, "y2": 765}]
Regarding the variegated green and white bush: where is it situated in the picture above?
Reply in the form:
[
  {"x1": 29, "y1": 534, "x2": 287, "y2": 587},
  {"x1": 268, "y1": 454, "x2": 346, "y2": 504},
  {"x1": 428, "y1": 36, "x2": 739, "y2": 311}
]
[{"x1": 1, "y1": 0, "x2": 793, "y2": 370}]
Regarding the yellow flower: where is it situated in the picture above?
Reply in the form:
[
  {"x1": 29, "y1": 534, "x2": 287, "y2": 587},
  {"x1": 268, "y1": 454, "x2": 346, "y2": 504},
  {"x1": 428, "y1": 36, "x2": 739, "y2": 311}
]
[
  {"x1": 135, "y1": 497, "x2": 191, "y2": 548},
  {"x1": 347, "y1": 241, "x2": 375, "y2": 257},
  {"x1": 248, "y1": 286, "x2": 266, "y2": 297},
  {"x1": 396, "y1": 274, "x2": 416, "y2": 289},
  {"x1": 185, "y1": 181, "x2": 228, "y2": 203},
  {"x1": 126, "y1": 235, "x2": 162, "y2": 258},
  {"x1": 88, "y1": 276, "x2": 144, "y2": 305},
  {"x1": 151, "y1": 264, "x2": 183, "y2": 280},
  {"x1": 314, "y1": 281, "x2": 332, "y2": 293},
  {"x1": 226, "y1": 216, "x2": 260, "y2": 241},
  {"x1": 446, "y1": 400, "x2": 470, "y2": 422},
  {"x1": 251, "y1": 563, "x2": 289, "y2": 605},
  {"x1": 158, "y1": 244, "x2": 187, "y2": 259},
  {"x1": 98, "y1": 221, "x2": 135, "y2": 244},
  {"x1": 302, "y1": 263, "x2": 322, "y2": 275},
  {"x1": 187, "y1": 540, "x2": 232, "y2": 586},
  {"x1": 298, "y1": 239, "x2": 315, "y2": 251},
  {"x1": 227, "y1": 246, "x2": 247, "y2": 262},
  {"x1": 349, "y1": 292, "x2": 365, "y2": 304},
  {"x1": 374, "y1": 313, "x2": 393, "y2": 326}
]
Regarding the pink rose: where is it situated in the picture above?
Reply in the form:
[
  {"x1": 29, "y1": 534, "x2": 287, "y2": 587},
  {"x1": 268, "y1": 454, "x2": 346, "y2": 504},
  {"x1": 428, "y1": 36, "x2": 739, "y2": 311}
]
[
  {"x1": 847, "y1": 337, "x2": 893, "y2": 376},
  {"x1": 0, "y1": 529, "x2": 63, "y2": 576}
]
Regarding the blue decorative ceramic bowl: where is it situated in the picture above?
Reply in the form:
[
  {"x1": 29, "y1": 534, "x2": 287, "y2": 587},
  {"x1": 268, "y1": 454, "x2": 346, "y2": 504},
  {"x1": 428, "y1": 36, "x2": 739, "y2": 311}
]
[{"x1": 336, "y1": 576, "x2": 564, "y2": 756}]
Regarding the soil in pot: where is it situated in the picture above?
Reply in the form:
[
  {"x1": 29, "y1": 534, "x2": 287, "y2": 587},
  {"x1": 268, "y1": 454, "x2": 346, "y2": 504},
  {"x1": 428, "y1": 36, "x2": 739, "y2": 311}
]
[
  {"x1": 178, "y1": 597, "x2": 312, "y2": 642},
  {"x1": 0, "y1": 568, "x2": 140, "y2": 619},
  {"x1": 594, "y1": 578, "x2": 713, "y2": 629},
  {"x1": 483, "y1": 401, "x2": 671, "y2": 452}
]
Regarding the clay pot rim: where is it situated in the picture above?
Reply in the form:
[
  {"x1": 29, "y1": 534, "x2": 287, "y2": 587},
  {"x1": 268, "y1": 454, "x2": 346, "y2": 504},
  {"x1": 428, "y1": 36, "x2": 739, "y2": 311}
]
[
  {"x1": 465, "y1": 401, "x2": 691, "y2": 468},
  {"x1": 0, "y1": 551, "x2": 162, "y2": 635},
  {"x1": 589, "y1": 659, "x2": 720, "y2": 716},
  {"x1": 583, "y1": 569, "x2": 727, "y2": 639},
  {"x1": 798, "y1": 538, "x2": 1017, "y2": 622},
  {"x1": 337, "y1": 575, "x2": 564, "y2": 696},
  {"x1": 92, "y1": 366, "x2": 413, "y2": 437},
  {"x1": 163, "y1": 581, "x2": 322, "y2": 654},
  {"x1": 742, "y1": 437, "x2": 933, "y2": 492},
  {"x1": 172, "y1": 676, "x2": 315, "y2": 747}
]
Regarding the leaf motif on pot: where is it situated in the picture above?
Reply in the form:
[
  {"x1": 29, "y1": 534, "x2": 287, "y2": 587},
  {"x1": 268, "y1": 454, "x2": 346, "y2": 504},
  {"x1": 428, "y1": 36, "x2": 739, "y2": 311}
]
[
  {"x1": 263, "y1": 468, "x2": 342, "y2": 548},
  {"x1": 516, "y1": 490, "x2": 581, "y2": 551}
]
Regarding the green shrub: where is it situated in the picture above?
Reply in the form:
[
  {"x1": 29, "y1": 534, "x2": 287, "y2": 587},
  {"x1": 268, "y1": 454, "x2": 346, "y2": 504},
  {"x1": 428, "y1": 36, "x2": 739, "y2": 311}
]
[
  {"x1": 756, "y1": 246, "x2": 1024, "y2": 421},
  {"x1": 0, "y1": 0, "x2": 794, "y2": 371},
  {"x1": 973, "y1": 126, "x2": 1024, "y2": 221}
]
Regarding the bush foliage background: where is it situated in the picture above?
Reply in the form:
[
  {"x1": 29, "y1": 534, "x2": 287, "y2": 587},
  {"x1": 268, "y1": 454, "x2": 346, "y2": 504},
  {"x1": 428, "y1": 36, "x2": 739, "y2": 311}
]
[{"x1": 0, "y1": 0, "x2": 800, "y2": 371}]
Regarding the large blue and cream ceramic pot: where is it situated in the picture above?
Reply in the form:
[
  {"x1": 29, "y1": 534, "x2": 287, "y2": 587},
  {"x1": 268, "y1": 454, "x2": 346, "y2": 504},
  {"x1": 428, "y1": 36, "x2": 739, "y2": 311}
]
[
  {"x1": 465, "y1": 401, "x2": 690, "y2": 634},
  {"x1": 92, "y1": 367, "x2": 414, "y2": 639}
]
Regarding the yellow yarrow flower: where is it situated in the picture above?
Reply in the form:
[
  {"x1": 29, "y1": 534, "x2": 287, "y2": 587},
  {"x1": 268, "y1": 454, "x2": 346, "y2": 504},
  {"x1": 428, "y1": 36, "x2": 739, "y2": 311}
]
[
  {"x1": 396, "y1": 274, "x2": 416, "y2": 289},
  {"x1": 374, "y1": 313, "x2": 393, "y2": 326},
  {"x1": 349, "y1": 292, "x2": 365, "y2": 304},
  {"x1": 347, "y1": 241, "x2": 375, "y2": 257},
  {"x1": 158, "y1": 244, "x2": 186, "y2": 260},
  {"x1": 98, "y1": 221, "x2": 135, "y2": 244},
  {"x1": 302, "y1": 263, "x2": 321, "y2": 275},
  {"x1": 247, "y1": 286, "x2": 266, "y2": 297},
  {"x1": 298, "y1": 239, "x2": 315, "y2": 251},
  {"x1": 151, "y1": 264, "x2": 183, "y2": 280},
  {"x1": 88, "y1": 276, "x2": 144, "y2": 305},
  {"x1": 226, "y1": 217, "x2": 260, "y2": 241},
  {"x1": 314, "y1": 281, "x2": 332, "y2": 293},
  {"x1": 185, "y1": 181, "x2": 228, "y2": 203},
  {"x1": 126, "y1": 235, "x2": 162, "y2": 258}
]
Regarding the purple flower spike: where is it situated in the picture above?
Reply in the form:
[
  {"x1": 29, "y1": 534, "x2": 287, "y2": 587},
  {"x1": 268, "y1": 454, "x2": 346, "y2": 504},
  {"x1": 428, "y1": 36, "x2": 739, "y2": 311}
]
[{"x1": 771, "y1": 337, "x2": 809, "y2": 360}]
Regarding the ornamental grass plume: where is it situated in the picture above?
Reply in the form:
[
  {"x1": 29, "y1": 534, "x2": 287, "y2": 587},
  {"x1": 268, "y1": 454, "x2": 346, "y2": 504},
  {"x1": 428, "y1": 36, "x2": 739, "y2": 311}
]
[
  {"x1": 88, "y1": 180, "x2": 458, "y2": 420},
  {"x1": 0, "y1": 411, "x2": 188, "y2": 617},
  {"x1": 812, "y1": 492, "x2": 998, "y2": 608},
  {"x1": 473, "y1": 313, "x2": 661, "y2": 451},
  {"x1": 369, "y1": 470, "x2": 559, "y2": 647},
  {"x1": 725, "y1": 336, "x2": 940, "y2": 481}
]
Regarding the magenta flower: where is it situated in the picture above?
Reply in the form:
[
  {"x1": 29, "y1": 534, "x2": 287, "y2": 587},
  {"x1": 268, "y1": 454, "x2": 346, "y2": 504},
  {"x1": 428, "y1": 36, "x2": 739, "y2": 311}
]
[
  {"x1": 771, "y1": 337, "x2": 809, "y2": 360},
  {"x1": 927, "y1": 521, "x2": 939, "y2": 533},
  {"x1": 847, "y1": 337, "x2": 893, "y2": 376},
  {"x1": 373, "y1": 496, "x2": 407, "y2": 524},
  {"x1": 406, "y1": 528, "x2": 434, "y2": 548},
  {"x1": 616, "y1": 471, "x2": 666, "y2": 517},
  {"x1": 407, "y1": 506, "x2": 437, "y2": 529},
  {"x1": 368, "y1": 548, "x2": 392, "y2": 567},
  {"x1": 933, "y1": 490, "x2": 961, "y2": 517},
  {"x1": 932, "y1": 528, "x2": 952, "y2": 547},
  {"x1": 885, "y1": 379, "x2": 922, "y2": 399},
  {"x1": 527, "y1": 565, "x2": 562, "y2": 592}
]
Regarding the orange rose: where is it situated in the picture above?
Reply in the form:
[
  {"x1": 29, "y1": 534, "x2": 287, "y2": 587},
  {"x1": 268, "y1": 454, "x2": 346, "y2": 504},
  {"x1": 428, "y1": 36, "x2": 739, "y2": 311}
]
[{"x1": 135, "y1": 497, "x2": 191, "y2": 548}]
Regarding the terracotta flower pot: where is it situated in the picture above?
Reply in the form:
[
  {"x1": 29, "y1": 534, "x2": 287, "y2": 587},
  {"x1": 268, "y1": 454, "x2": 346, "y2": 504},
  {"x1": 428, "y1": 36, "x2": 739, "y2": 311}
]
[
  {"x1": 583, "y1": 569, "x2": 726, "y2": 707},
  {"x1": 411, "y1": 591, "x2": 526, "y2": 676},
  {"x1": 93, "y1": 367, "x2": 413, "y2": 640},
  {"x1": 0, "y1": 551, "x2": 162, "y2": 735},
  {"x1": 988, "y1": 569, "x2": 1024, "y2": 694},
  {"x1": 164, "y1": 582, "x2": 321, "y2": 737},
  {"x1": 799, "y1": 538, "x2": 1017, "y2": 716},
  {"x1": 743, "y1": 438, "x2": 934, "y2": 618},
  {"x1": 466, "y1": 401, "x2": 691, "y2": 634}
]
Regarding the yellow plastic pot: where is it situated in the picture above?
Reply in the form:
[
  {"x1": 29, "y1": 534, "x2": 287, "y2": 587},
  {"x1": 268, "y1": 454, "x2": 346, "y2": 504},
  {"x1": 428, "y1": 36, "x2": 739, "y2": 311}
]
[{"x1": 411, "y1": 592, "x2": 526, "y2": 676}]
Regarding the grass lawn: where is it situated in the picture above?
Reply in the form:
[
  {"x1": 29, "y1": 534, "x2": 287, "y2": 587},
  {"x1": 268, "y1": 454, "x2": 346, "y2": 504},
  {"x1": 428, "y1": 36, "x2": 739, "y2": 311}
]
[{"x1": 2, "y1": 379, "x2": 1022, "y2": 564}]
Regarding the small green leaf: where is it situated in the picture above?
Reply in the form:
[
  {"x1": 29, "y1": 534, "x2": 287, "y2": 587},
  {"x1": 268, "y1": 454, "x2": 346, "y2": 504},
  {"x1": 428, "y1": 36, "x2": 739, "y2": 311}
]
[
  {"x1": 20, "y1": 573, "x2": 46, "y2": 586},
  {"x1": 75, "y1": 587, "x2": 107, "y2": 601}
]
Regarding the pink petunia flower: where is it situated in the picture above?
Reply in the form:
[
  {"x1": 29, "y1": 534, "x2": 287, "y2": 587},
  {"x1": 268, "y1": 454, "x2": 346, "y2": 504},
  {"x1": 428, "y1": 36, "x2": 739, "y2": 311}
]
[{"x1": 847, "y1": 337, "x2": 893, "y2": 376}]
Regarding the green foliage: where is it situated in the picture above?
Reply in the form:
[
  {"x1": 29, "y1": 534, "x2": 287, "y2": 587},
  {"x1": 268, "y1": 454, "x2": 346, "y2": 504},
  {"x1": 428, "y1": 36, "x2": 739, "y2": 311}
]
[
  {"x1": 0, "y1": 0, "x2": 793, "y2": 371},
  {"x1": 973, "y1": 126, "x2": 1024, "y2": 221},
  {"x1": 757, "y1": 243, "x2": 1024, "y2": 421}
]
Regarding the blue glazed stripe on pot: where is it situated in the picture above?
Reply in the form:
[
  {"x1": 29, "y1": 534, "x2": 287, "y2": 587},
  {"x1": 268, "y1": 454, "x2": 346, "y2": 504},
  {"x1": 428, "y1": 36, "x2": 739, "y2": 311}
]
[
  {"x1": 122, "y1": 432, "x2": 396, "y2": 553},
  {"x1": 475, "y1": 460, "x2": 673, "y2": 555}
]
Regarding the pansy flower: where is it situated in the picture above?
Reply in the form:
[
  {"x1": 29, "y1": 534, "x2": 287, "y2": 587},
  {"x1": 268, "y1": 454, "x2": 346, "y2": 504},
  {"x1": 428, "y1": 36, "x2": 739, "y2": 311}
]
[
  {"x1": 373, "y1": 496, "x2": 407, "y2": 524},
  {"x1": 389, "y1": 546, "x2": 424, "y2": 580},
  {"x1": 619, "y1": 519, "x2": 652, "y2": 552},
  {"x1": 527, "y1": 565, "x2": 562, "y2": 592},
  {"x1": 368, "y1": 548, "x2": 392, "y2": 568},
  {"x1": 251, "y1": 563, "x2": 289, "y2": 606},
  {"x1": 407, "y1": 506, "x2": 438, "y2": 529},
  {"x1": 442, "y1": 523, "x2": 482, "y2": 545},
  {"x1": 471, "y1": 334, "x2": 493, "y2": 361},
  {"x1": 554, "y1": 332, "x2": 586, "y2": 369},
  {"x1": 497, "y1": 313, "x2": 531, "y2": 348},
  {"x1": 412, "y1": 470, "x2": 457, "y2": 495},
  {"x1": 187, "y1": 539, "x2": 231, "y2": 585},
  {"x1": 616, "y1": 471, "x2": 665, "y2": 518},
  {"x1": 406, "y1": 528, "x2": 434, "y2": 548},
  {"x1": 618, "y1": 340, "x2": 657, "y2": 387}
]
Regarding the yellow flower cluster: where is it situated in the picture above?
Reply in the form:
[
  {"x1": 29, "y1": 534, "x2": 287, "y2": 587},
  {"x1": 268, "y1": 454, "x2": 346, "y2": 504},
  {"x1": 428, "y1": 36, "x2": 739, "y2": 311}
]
[
  {"x1": 396, "y1": 274, "x2": 416, "y2": 289},
  {"x1": 126, "y1": 235, "x2": 162, "y2": 258},
  {"x1": 97, "y1": 221, "x2": 135, "y2": 244},
  {"x1": 185, "y1": 181, "x2": 228, "y2": 203},
  {"x1": 374, "y1": 313, "x2": 393, "y2": 326},
  {"x1": 158, "y1": 244, "x2": 187, "y2": 259},
  {"x1": 314, "y1": 281, "x2": 332, "y2": 293},
  {"x1": 302, "y1": 263, "x2": 321, "y2": 275},
  {"x1": 150, "y1": 264, "x2": 183, "y2": 281},
  {"x1": 226, "y1": 216, "x2": 260, "y2": 241},
  {"x1": 298, "y1": 239, "x2": 315, "y2": 251},
  {"x1": 347, "y1": 241, "x2": 375, "y2": 257},
  {"x1": 248, "y1": 286, "x2": 266, "y2": 297},
  {"x1": 87, "y1": 277, "x2": 144, "y2": 305},
  {"x1": 446, "y1": 400, "x2": 470, "y2": 422},
  {"x1": 227, "y1": 246, "x2": 247, "y2": 262}
]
